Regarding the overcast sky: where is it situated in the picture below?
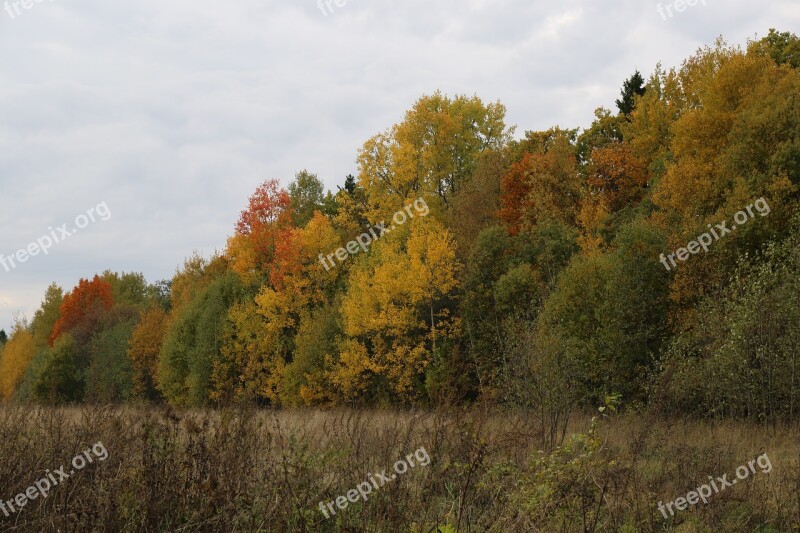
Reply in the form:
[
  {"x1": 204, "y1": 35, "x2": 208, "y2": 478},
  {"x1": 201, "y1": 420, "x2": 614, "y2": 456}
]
[{"x1": 0, "y1": 0, "x2": 798, "y2": 331}]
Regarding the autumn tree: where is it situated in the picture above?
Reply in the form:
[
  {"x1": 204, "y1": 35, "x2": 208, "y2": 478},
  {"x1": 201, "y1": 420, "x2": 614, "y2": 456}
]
[
  {"x1": 576, "y1": 108, "x2": 624, "y2": 166},
  {"x1": 621, "y1": 66, "x2": 683, "y2": 178},
  {"x1": 358, "y1": 92, "x2": 512, "y2": 220},
  {"x1": 448, "y1": 149, "x2": 506, "y2": 260},
  {"x1": 649, "y1": 42, "x2": 800, "y2": 314},
  {"x1": 49, "y1": 276, "x2": 114, "y2": 347},
  {"x1": 226, "y1": 179, "x2": 293, "y2": 283},
  {"x1": 0, "y1": 322, "x2": 35, "y2": 401},
  {"x1": 336, "y1": 217, "x2": 460, "y2": 402},
  {"x1": 578, "y1": 143, "x2": 649, "y2": 251},
  {"x1": 128, "y1": 307, "x2": 168, "y2": 400},
  {"x1": 499, "y1": 153, "x2": 534, "y2": 236},
  {"x1": 212, "y1": 301, "x2": 278, "y2": 404},
  {"x1": 500, "y1": 129, "x2": 581, "y2": 235},
  {"x1": 224, "y1": 212, "x2": 343, "y2": 405},
  {"x1": 331, "y1": 175, "x2": 370, "y2": 242}
]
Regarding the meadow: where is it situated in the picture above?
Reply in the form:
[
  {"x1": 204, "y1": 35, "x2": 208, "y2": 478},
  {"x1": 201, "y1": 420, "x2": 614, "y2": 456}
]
[{"x1": 0, "y1": 406, "x2": 797, "y2": 532}]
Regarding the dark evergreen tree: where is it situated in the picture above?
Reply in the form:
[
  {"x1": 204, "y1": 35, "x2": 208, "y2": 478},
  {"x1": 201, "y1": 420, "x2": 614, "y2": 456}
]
[
  {"x1": 339, "y1": 174, "x2": 357, "y2": 195},
  {"x1": 615, "y1": 70, "x2": 646, "y2": 115}
]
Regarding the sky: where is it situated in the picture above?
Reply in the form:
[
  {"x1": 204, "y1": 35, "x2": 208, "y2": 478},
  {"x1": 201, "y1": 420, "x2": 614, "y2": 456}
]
[{"x1": 0, "y1": 0, "x2": 798, "y2": 332}]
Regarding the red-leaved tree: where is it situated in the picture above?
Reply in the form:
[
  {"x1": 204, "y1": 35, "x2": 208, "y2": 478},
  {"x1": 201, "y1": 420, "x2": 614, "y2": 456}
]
[{"x1": 49, "y1": 275, "x2": 114, "y2": 347}]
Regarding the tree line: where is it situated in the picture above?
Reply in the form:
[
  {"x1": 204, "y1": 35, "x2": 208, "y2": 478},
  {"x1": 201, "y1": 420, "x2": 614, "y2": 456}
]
[{"x1": 2, "y1": 30, "x2": 799, "y2": 423}]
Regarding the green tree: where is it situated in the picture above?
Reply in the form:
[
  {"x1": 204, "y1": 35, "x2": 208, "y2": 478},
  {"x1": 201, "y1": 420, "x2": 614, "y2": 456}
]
[
  {"x1": 460, "y1": 226, "x2": 513, "y2": 394},
  {"x1": 662, "y1": 216, "x2": 800, "y2": 422},
  {"x1": 15, "y1": 284, "x2": 64, "y2": 403},
  {"x1": 158, "y1": 272, "x2": 244, "y2": 406},
  {"x1": 535, "y1": 220, "x2": 669, "y2": 404},
  {"x1": 30, "y1": 283, "x2": 63, "y2": 349},
  {"x1": 749, "y1": 29, "x2": 800, "y2": 68},
  {"x1": 288, "y1": 170, "x2": 325, "y2": 227},
  {"x1": 34, "y1": 334, "x2": 82, "y2": 404},
  {"x1": 100, "y1": 271, "x2": 157, "y2": 308},
  {"x1": 283, "y1": 302, "x2": 342, "y2": 405},
  {"x1": 85, "y1": 320, "x2": 136, "y2": 403},
  {"x1": 615, "y1": 70, "x2": 647, "y2": 115}
]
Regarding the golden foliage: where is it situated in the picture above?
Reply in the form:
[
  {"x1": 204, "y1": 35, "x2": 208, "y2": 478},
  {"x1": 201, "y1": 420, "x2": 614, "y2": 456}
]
[{"x1": 0, "y1": 325, "x2": 35, "y2": 402}]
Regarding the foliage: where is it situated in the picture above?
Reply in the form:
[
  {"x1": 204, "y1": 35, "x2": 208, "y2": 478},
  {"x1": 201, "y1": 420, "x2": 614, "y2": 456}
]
[
  {"x1": 661, "y1": 215, "x2": 800, "y2": 422},
  {"x1": 357, "y1": 91, "x2": 512, "y2": 220},
  {"x1": 48, "y1": 275, "x2": 114, "y2": 347},
  {"x1": 128, "y1": 307, "x2": 168, "y2": 401},
  {"x1": 158, "y1": 272, "x2": 245, "y2": 406},
  {"x1": 616, "y1": 70, "x2": 647, "y2": 115},
  {"x1": 288, "y1": 170, "x2": 325, "y2": 227},
  {"x1": 5, "y1": 33, "x2": 800, "y2": 419},
  {"x1": 85, "y1": 319, "x2": 136, "y2": 403},
  {"x1": 33, "y1": 334, "x2": 83, "y2": 404},
  {"x1": 0, "y1": 323, "x2": 35, "y2": 401}
]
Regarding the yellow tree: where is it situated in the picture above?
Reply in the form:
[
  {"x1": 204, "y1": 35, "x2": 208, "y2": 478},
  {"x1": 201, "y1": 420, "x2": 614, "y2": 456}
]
[
  {"x1": 128, "y1": 307, "x2": 168, "y2": 400},
  {"x1": 649, "y1": 44, "x2": 800, "y2": 316},
  {"x1": 622, "y1": 65, "x2": 684, "y2": 171},
  {"x1": 649, "y1": 41, "x2": 761, "y2": 229},
  {"x1": 336, "y1": 217, "x2": 460, "y2": 401},
  {"x1": 213, "y1": 300, "x2": 283, "y2": 403},
  {"x1": 0, "y1": 323, "x2": 35, "y2": 401},
  {"x1": 406, "y1": 217, "x2": 460, "y2": 353},
  {"x1": 357, "y1": 92, "x2": 511, "y2": 222},
  {"x1": 217, "y1": 212, "x2": 343, "y2": 405}
]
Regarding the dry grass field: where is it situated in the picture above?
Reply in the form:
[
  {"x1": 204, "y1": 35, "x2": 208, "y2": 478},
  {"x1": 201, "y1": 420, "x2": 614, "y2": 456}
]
[{"x1": 0, "y1": 406, "x2": 798, "y2": 532}]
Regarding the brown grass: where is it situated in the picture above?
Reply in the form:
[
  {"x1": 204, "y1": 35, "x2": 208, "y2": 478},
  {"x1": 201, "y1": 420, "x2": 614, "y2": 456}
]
[{"x1": 0, "y1": 406, "x2": 797, "y2": 532}]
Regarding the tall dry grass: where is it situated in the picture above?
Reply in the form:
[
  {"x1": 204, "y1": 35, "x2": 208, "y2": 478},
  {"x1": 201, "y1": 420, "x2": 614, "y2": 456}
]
[{"x1": 0, "y1": 406, "x2": 797, "y2": 532}]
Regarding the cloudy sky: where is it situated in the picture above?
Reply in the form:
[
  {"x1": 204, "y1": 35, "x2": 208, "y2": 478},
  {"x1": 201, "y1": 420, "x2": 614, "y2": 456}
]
[{"x1": 0, "y1": 0, "x2": 797, "y2": 331}]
